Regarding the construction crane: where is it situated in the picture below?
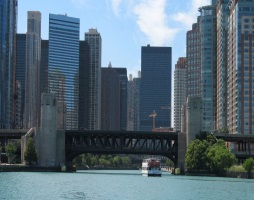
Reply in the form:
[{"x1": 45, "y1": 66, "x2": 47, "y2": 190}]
[{"x1": 149, "y1": 110, "x2": 157, "y2": 130}]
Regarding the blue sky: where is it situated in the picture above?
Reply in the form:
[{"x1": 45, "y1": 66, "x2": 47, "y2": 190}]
[{"x1": 18, "y1": 0, "x2": 210, "y2": 78}]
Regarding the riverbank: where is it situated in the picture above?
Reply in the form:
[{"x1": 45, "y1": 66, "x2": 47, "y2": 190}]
[{"x1": 0, "y1": 164, "x2": 62, "y2": 172}]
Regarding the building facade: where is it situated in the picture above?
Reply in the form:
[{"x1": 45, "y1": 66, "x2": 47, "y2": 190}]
[
  {"x1": 140, "y1": 45, "x2": 172, "y2": 131},
  {"x1": 0, "y1": 0, "x2": 17, "y2": 129},
  {"x1": 78, "y1": 40, "x2": 90, "y2": 130},
  {"x1": 216, "y1": 0, "x2": 230, "y2": 131},
  {"x1": 199, "y1": 5, "x2": 217, "y2": 132},
  {"x1": 127, "y1": 72, "x2": 141, "y2": 131},
  {"x1": 101, "y1": 65, "x2": 121, "y2": 130},
  {"x1": 40, "y1": 40, "x2": 49, "y2": 94},
  {"x1": 186, "y1": 22, "x2": 201, "y2": 98},
  {"x1": 16, "y1": 33, "x2": 26, "y2": 128},
  {"x1": 227, "y1": 0, "x2": 254, "y2": 134},
  {"x1": 24, "y1": 11, "x2": 41, "y2": 129},
  {"x1": 114, "y1": 67, "x2": 128, "y2": 131},
  {"x1": 174, "y1": 57, "x2": 187, "y2": 131},
  {"x1": 85, "y1": 28, "x2": 102, "y2": 130},
  {"x1": 48, "y1": 14, "x2": 80, "y2": 130}
]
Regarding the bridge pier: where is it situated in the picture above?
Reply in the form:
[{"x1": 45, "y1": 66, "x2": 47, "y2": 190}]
[{"x1": 21, "y1": 93, "x2": 66, "y2": 168}]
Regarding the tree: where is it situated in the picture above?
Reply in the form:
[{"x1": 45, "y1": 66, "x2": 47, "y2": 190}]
[
  {"x1": 206, "y1": 140, "x2": 237, "y2": 175},
  {"x1": 185, "y1": 139, "x2": 210, "y2": 171},
  {"x1": 243, "y1": 158, "x2": 254, "y2": 179},
  {"x1": 24, "y1": 138, "x2": 38, "y2": 165},
  {"x1": 6, "y1": 142, "x2": 17, "y2": 164}
]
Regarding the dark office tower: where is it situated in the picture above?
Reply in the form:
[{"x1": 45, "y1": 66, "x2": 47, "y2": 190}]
[
  {"x1": 0, "y1": 0, "x2": 17, "y2": 129},
  {"x1": 101, "y1": 65, "x2": 121, "y2": 130},
  {"x1": 40, "y1": 40, "x2": 48, "y2": 94},
  {"x1": 227, "y1": 0, "x2": 254, "y2": 135},
  {"x1": 78, "y1": 41, "x2": 90, "y2": 130},
  {"x1": 140, "y1": 45, "x2": 172, "y2": 131},
  {"x1": 216, "y1": 0, "x2": 229, "y2": 131},
  {"x1": 133, "y1": 72, "x2": 141, "y2": 131},
  {"x1": 127, "y1": 74, "x2": 134, "y2": 131},
  {"x1": 85, "y1": 29, "x2": 102, "y2": 130},
  {"x1": 24, "y1": 11, "x2": 41, "y2": 129},
  {"x1": 199, "y1": 5, "x2": 217, "y2": 132},
  {"x1": 114, "y1": 67, "x2": 128, "y2": 131},
  {"x1": 174, "y1": 57, "x2": 187, "y2": 131},
  {"x1": 16, "y1": 33, "x2": 26, "y2": 128},
  {"x1": 186, "y1": 22, "x2": 201, "y2": 97},
  {"x1": 49, "y1": 14, "x2": 80, "y2": 130}
]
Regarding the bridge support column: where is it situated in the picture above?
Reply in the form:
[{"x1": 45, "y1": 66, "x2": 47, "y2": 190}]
[
  {"x1": 177, "y1": 132, "x2": 186, "y2": 174},
  {"x1": 36, "y1": 93, "x2": 65, "y2": 167}
]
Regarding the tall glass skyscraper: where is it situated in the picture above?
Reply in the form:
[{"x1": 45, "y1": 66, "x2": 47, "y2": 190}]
[
  {"x1": 48, "y1": 14, "x2": 80, "y2": 130},
  {"x1": 0, "y1": 0, "x2": 17, "y2": 129},
  {"x1": 140, "y1": 45, "x2": 172, "y2": 131},
  {"x1": 24, "y1": 11, "x2": 41, "y2": 129},
  {"x1": 199, "y1": 5, "x2": 217, "y2": 132},
  {"x1": 85, "y1": 29, "x2": 102, "y2": 130}
]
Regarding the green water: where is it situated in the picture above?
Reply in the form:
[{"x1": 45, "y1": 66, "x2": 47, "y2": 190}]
[{"x1": 0, "y1": 170, "x2": 253, "y2": 200}]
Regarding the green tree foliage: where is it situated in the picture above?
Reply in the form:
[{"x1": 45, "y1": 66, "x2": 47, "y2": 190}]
[
  {"x1": 185, "y1": 139, "x2": 210, "y2": 171},
  {"x1": 6, "y1": 142, "x2": 17, "y2": 163},
  {"x1": 24, "y1": 138, "x2": 38, "y2": 165},
  {"x1": 185, "y1": 134, "x2": 236, "y2": 175},
  {"x1": 72, "y1": 154, "x2": 133, "y2": 168},
  {"x1": 243, "y1": 158, "x2": 254, "y2": 173},
  {"x1": 207, "y1": 140, "x2": 237, "y2": 174}
]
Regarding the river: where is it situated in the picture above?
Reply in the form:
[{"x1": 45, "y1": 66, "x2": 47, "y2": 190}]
[{"x1": 0, "y1": 170, "x2": 253, "y2": 200}]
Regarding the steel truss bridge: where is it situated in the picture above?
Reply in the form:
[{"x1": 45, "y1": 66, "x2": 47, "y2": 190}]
[{"x1": 65, "y1": 130, "x2": 178, "y2": 164}]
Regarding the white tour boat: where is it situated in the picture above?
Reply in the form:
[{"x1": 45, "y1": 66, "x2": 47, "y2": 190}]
[{"x1": 141, "y1": 158, "x2": 161, "y2": 177}]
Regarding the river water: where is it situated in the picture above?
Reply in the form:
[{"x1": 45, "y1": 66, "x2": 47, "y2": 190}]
[{"x1": 0, "y1": 170, "x2": 253, "y2": 200}]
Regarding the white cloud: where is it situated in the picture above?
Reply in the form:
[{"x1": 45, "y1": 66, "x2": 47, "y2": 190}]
[
  {"x1": 172, "y1": 0, "x2": 210, "y2": 29},
  {"x1": 111, "y1": 0, "x2": 122, "y2": 16},
  {"x1": 133, "y1": 0, "x2": 178, "y2": 46}
]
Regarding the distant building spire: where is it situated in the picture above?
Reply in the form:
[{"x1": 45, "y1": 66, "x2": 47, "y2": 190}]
[{"x1": 108, "y1": 62, "x2": 112, "y2": 68}]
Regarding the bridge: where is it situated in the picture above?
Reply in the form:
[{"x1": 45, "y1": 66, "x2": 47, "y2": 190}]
[
  {"x1": 65, "y1": 130, "x2": 178, "y2": 164},
  {"x1": 0, "y1": 128, "x2": 185, "y2": 171},
  {"x1": 215, "y1": 133, "x2": 254, "y2": 162}
]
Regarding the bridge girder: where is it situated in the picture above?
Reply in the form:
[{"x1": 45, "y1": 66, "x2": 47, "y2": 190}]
[{"x1": 65, "y1": 130, "x2": 178, "y2": 164}]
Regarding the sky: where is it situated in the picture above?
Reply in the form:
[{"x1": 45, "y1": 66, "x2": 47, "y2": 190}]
[{"x1": 18, "y1": 0, "x2": 210, "y2": 78}]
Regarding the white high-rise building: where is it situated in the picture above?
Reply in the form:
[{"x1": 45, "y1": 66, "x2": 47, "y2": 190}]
[
  {"x1": 174, "y1": 57, "x2": 187, "y2": 131},
  {"x1": 24, "y1": 11, "x2": 41, "y2": 128},
  {"x1": 85, "y1": 29, "x2": 102, "y2": 130}
]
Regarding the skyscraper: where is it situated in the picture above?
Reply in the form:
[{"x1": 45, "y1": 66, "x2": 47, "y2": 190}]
[
  {"x1": 186, "y1": 22, "x2": 201, "y2": 97},
  {"x1": 24, "y1": 11, "x2": 41, "y2": 129},
  {"x1": 48, "y1": 14, "x2": 80, "y2": 130},
  {"x1": 114, "y1": 67, "x2": 128, "y2": 131},
  {"x1": 40, "y1": 40, "x2": 49, "y2": 94},
  {"x1": 174, "y1": 57, "x2": 187, "y2": 131},
  {"x1": 127, "y1": 72, "x2": 141, "y2": 131},
  {"x1": 16, "y1": 33, "x2": 26, "y2": 128},
  {"x1": 85, "y1": 28, "x2": 102, "y2": 130},
  {"x1": 101, "y1": 64, "x2": 121, "y2": 130},
  {"x1": 0, "y1": 0, "x2": 17, "y2": 129},
  {"x1": 216, "y1": 0, "x2": 229, "y2": 131},
  {"x1": 140, "y1": 45, "x2": 172, "y2": 131},
  {"x1": 78, "y1": 40, "x2": 90, "y2": 130},
  {"x1": 227, "y1": 0, "x2": 254, "y2": 134},
  {"x1": 199, "y1": 5, "x2": 217, "y2": 132}
]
